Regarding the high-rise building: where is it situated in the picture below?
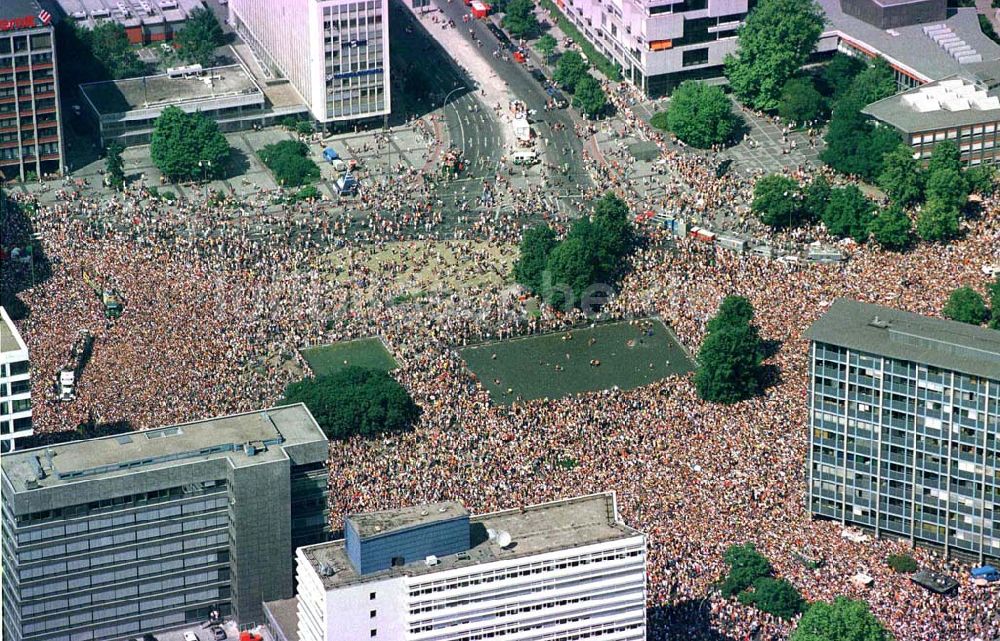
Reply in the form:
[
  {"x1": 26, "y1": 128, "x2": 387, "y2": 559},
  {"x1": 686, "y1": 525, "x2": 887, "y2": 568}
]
[
  {"x1": 547, "y1": 0, "x2": 755, "y2": 95},
  {"x1": 806, "y1": 299, "x2": 1000, "y2": 562},
  {"x1": 280, "y1": 493, "x2": 646, "y2": 641},
  {"x1": 228, "y1": 0, "x2": 390, "y2": 125},
  {"x1": 1, "y1": 404, "x2": 330, "y2": 641},
  {"x1": 0, "y1": 0, "x2": 64, "y2": 181},
  {"x1": 1, "y1": 306, "x2": 32, "y2": 453}
]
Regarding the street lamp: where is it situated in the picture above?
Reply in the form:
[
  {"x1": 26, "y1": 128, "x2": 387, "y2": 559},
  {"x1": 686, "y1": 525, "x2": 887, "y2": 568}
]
[{"x1": 198, "y1": 159, "x2": 212, "y2": 202}]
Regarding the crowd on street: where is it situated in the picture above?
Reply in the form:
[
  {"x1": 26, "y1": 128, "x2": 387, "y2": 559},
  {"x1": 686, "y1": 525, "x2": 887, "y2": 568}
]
[{"x1": 3, "y1": 80, "x2": 999, "y2": 641}]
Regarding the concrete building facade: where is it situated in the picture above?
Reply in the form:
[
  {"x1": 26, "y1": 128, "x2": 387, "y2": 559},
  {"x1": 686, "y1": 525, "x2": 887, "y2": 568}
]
[
  {"x1": 550, "y1": 0, "x2": 755, "y2": 95},
  {"x1": 228, "y1": 0, "x2": 390, "y2": 124},
  {"x1": 0, "y1": 0, "x2": 63, "y2": 182},
  {"x1": 806, "y1": 299, "x2": 1000, "y2": 562},
  {"x1": 286, "y1": 493, "x2": 646, "y2": 641},
  {"x1": 1, "y1": 404, "x2": 330, "y2": 641},
  {"x1": 1, "y1": 306, "x2": 32, "y2": 453}
]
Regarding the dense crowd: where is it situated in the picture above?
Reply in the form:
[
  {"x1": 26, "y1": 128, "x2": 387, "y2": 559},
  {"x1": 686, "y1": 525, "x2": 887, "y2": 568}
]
[{"x1": 3, "y1": 91, "x2": 999, "y2": 641}]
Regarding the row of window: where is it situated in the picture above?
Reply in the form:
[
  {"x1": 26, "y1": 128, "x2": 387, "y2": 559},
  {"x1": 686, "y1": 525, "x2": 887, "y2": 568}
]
[
  {"x1": 0, "y1": 34, "x2": 52, "y2": 55},
  {"x1": 0, "y1": 360, "x2": 29, "y2": 377},
  {"x1": 0, "y1": 52, "x2": 54, "y2": 70}
]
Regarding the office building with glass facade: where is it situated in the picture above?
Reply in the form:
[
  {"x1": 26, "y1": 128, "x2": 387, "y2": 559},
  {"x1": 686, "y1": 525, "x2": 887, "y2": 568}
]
[
  {"x1": 1, "y1": 404, "x2": 330, "y2": 641},
  {"x1": 228, "y1": 0, "x2": 390, "y2": 124},
  {"x1": 806, "y1": 299, "x2": 1000, "y2": 562},
  {"x1": 1, "y1": 305, "x2": 32, "y2": 453}
]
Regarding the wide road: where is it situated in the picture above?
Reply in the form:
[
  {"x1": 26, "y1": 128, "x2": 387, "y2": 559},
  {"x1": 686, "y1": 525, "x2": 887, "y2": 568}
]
[{"x1": 431, "y1": 0, "x2": 592, "y2": 189}]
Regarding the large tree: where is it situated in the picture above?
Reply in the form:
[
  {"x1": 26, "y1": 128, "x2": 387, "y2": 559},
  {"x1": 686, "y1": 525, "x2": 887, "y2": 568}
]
[
  {"x1": 665, "y1": 80, "x2": 742, "y2": 148},
  {"x1": 150, "y1": 106, "x2": 230, "y2": 182},
  {"x1": 821, "y1": 52, "x2": 866, "y2": 100},
  {"x1": 590, "y1": 192, "x2": 634, "y2": 278},
  {"x1": 514, "y1": 224, "x2": 558, "y2": 293},
  {"x1": 554, "y1": 50, "x2": 589, "y2": 92},
  {"x1": 724, "y1": 0, "x2": 826, "y2": 110},
  {"x1": 87, "y1": 21, "x2": 145, "y2": 79},
  {"x1": 822, "y1": 185, "x2": 874, "y2": 242},
  {"x1": 695, "y1": 313, "x2": 764, "y2": 404},
  {"x1": 925, "y1": 167, "x2": 968, "y2": 212},
  {"x1": 778, "y1": 77, "x2": 825, "y2": 124},
  {"x1": 878, "y1": 145, "x2": 924, "y2": 207},
  {"x1": 572, "y1": 76, "x2": 607, "y2": 117},
  {"x1": 821, "y1": 60, "x2": 900, "y2": 180},
  {"x1": 720, "y1": 543, "x2": 773, "y2": 597},
  {"x1": 544, "y1": 235, "x2": 596, "y2": 310},
  {"x1": 284, "y1": 367, "x2": 420, "y2": 439},
  {"x1": 943, "y1": 286, "x2": 990, "y2": 325},
  {"x1": 868, "y1": 205, "x2": 912, "y2": 251},
  {"x1": 738, "y1": 577, "x2": 806, "y2": 620},
  {"x1": 752, "y1": 174, "x2": 803, "y2": 228},
  {"x1": 801, "y1": 176, "x2": 831, "y2": 222},
  {"x1": 502, "y1": 0, "x2": 540, "y2": 38},
  {"x1": 915, "y1": 199, "x2": 961, "y2": 242},
  {"x1": 927, "y1": 140, "x2": 962, "y2": 176},
  {"x1": 176, "y1": 7, "x2": 226, "y2": 67},
  {"x1": 707, "y1": 295, "x2": 756, "y2": 334},
  {"x1": 536, "y1": 34, "x2": 557, "y2": 61},
  {"x1": 790, "y1": 597, "x2": 893, "y2": 641}
]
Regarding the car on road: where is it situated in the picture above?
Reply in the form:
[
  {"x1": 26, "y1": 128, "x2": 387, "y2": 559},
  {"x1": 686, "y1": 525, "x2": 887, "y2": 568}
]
[
  {"x1": 530, "y1": 68, "x2": 547, "y2": 85},
  {"x1": 211, "y1": 627, "x2": 227, "y2": 641},
  {"x1": 486, "y1": 22, "x2": 514, "y2": 50}
]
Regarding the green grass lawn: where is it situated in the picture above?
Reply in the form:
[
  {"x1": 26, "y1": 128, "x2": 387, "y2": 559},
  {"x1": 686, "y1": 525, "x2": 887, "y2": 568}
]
[
  {"x1": 300, "y1": 338, "x2": 398, "y2": 377},
  {"x1": 460, "y1": 319, "x2": 693, "y2": 405}
]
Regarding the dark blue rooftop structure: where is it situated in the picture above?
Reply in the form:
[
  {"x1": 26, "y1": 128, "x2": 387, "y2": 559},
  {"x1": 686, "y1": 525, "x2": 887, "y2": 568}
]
[{"x1": 345, "y1": 501, "x2": 471, "y2": 575}]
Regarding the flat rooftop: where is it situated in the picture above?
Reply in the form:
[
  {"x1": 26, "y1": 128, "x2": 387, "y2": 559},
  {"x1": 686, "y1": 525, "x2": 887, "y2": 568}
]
[
  {"x1": 80, "y1": 65, "x2": 262, "y2": 116},
  {"x1": 302, "y1": 493, "x2": 641, "y2": 590},
  {"x1": 863, "y1": 69, "x2": 1000, "y2": 132},
  {"x1": 0, "y1": 0, "x2": 43, "y2": 22},
  {"x1": 348, "y1": 501, "x2": 469, "y2": 539},
  {"x1": 1, "y1": 404, "x2": 327, "y2": 493},
  {"x1": 806, "y1": 298, "x2": 1000, "y2": 380},
  {"x1": 263, "y1": 599, "x2": 299, "y2": 641},
  {"x1": 1, "y1": 307, "x2": 28, "y2": 355},
  {"x1": 818, "y1": 0, "x2": 1000, "y2": 82},
  {"x1": 55, "y1": 0, "x2": 204, "y2": 25}
]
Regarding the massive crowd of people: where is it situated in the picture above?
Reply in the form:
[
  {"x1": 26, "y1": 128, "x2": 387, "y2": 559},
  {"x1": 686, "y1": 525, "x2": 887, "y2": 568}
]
[{"x1": 3, "y1": 81, "x2": 999, "y2": 641}]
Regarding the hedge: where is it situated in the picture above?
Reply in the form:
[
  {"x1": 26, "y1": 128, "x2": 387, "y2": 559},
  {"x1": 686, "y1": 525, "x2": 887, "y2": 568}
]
[{"x1": 538, "y1": 0, "x2": 622, "y2": 81}]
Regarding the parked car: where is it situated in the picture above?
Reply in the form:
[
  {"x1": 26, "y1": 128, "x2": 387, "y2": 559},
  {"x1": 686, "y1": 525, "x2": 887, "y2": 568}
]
[
  {"x1": 971, "y1": 565, "x2": 1000, "y2": 583},
  {"x1": 530, "y1": 68, "x2": 547, "y2": 85},
  {"x1": 183, "y1": 633, "x2": 200, "y2": 641},
  {"x1": 211, "y1": 627, "x2": 228, "y2": 641}
]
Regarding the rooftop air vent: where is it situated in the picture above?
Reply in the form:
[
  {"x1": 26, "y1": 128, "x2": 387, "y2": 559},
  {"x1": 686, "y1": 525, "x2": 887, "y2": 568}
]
[
  {"x1": 869, "y1": 316, "x2": 890, "y2": 329},
  {"x1": 424, "y1": 555, "x2": 439, "y2": 567},
  {"x1": 318, "y1": 563, "x2": 336, "y2": 577}
]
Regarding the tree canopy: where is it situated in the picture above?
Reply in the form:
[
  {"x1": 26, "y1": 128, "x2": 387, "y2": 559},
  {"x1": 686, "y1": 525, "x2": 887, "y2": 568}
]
[
  {"x1": 720, "y1": 543, "x2": 773, "y2": 596},
  {"x1": 822, "y1": 185, "x2": 875, "y2": 242},
  {"x1": 554, "y1": 51, "x2": 589, "y2": 92},
  {"x1": 664, "y1": 81, "x2": 742, "y2": 148},
  {"x1": 724, "y1": 0, "x2": 826, "y2": 110},
  {"x1": 868, "y1": 205, "x2": 912, "y2": 252},
  {"x1": 502, "y1": 0, "x2": 540, "y2": 38},
  {"x1": 878, "y1": 145, "x2": 924, "y2": 207},
  {"x1": 695, "y1": 298, "x2": 764, "y2": 403},
  {"x1": 283, "y1": 366, "x2": 420, "y2": 439},
  {"x1": 572, "y1": 76, "x2": 608, "y2": 117},
  {"x1": 536, "y1": 34, "x2": 557, "y2": 60},
  {"x1": 925, "y1": 167, "x2": 968, "y2": 212},
  {"x1": 258, "y1": 140, "x2": 321, "y2": 187},
  {"x1": 790, "y1": 597, "x2": 893, "y2": 641},
  {"x1": 989, "y1": 278, "x2": 1000, "y2": 330},
  {"x1": 150, "y1": 107, "x2": 230, "y2": 182},
  {"x1": 176, "y1": 7, "x2": 225, "y2": 67},
  {"x1": 821, "y1": 60, "x2": 900, "y2": 180},
  {"x1": 515, "y1": 192, "x2": 634, "y2": 310},
  {"x1": 738, "y1": 577, "x2": 806, "y2": 620},
  {"x1": 943, "y1": 286, "x2": 990, "y2": 325},
  {"x1": 752, "y1": 174, "x2": 804, "y2": 228},
  {"x1": 915, "y1": 199, "x2": 961, "y2": 242},
  {"x1": 821, "y1": 53, "x2": 866, "y2": 101},
  {"x1": 778, "y1": 77, "x2": 825, "y2": 124},
  {"x1": 104, "y1": 142, "x2": 125, "y2": 191}
]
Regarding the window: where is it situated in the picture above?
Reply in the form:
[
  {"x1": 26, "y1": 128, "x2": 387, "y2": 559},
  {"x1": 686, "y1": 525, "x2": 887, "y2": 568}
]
[
  {"x1": 370, "y1": 610, "x2": 376, "y2": 618},
  {"x1": 8, "y1": 360, "x2": 28, "y2": 376},
  {"x1": 682, "y1": 48, "x2": 709, "y2": 67},
  {"x1": 370, "y1": 631, "x2": 377, "y2": 638},
  {"x1": 369, "y1": 592, "x2": 376, "y2": 600}
]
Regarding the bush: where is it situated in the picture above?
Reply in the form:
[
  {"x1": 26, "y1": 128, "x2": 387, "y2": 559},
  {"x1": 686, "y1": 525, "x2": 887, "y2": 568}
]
[
  {"x1": 259, "y1": 140, "x2": 320, "y2": 187},
  {"x1": 664, "y1": 81, "x2": 742, "y2": 148},
  {"x1": 738, "y1": 577, "x2": 806, "y2": 620},
  {"x1": 943, "y1": 286, "x2": 990, "y2": 325},
  {"x1": 649, "y1": 111, "x2": 670, "y2": 131},
  {"x1": 886, "y1": 553, "x2": 918, "y2": 574},
  {"x1": 283, "y1": 366, "x2": 420, "y2": 439},
  {"x1": 538, "y1": 0, "x2": 621, "y2": 80}
]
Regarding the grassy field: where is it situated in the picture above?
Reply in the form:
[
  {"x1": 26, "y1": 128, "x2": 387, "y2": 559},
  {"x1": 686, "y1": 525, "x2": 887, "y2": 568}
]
[
  {"x1": 300, "y1": 338, "x2": 398, "y2": 377},
  {"x1": 460, "y1": 319, "x2": 693, "y2": 404}
]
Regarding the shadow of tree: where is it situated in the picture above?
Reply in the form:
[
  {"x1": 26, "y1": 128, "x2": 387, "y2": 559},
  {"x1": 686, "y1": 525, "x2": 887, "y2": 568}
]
[{"x1": 1, "y1": 194, "x2": 54, "y2": 321}]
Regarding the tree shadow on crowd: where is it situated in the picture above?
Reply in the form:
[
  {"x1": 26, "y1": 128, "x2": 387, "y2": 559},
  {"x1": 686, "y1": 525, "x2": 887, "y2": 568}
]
[
  {"x1": 1, "y1": 193, "x2": 54, "y2": 321},
  {"x1": 647, "y1": 601, "x2": 734, "y2": 641}
]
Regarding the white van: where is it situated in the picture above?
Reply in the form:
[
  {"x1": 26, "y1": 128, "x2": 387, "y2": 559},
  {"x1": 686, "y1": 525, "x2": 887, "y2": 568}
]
[{"x1": 510, "y1": 150, "x2": 538, "y2": 166}]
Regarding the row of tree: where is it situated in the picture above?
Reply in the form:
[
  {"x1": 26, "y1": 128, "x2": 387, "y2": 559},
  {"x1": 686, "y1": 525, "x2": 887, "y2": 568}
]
[
  {"x1": 553, "y1": 51, "x2": 607, "y2": 117},
  {"x1": 513, "y1": 193, "x2": 634, "y2": 310},
  {"x1": 943, "y1": 280, "x2": 1000, "y2": 328},
  {"x1": 722, "y1": 544, "x2": 893, "y2": 641}
]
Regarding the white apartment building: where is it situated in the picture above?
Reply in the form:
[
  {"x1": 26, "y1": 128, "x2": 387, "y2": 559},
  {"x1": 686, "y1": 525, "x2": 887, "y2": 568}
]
[
  {"x1": 289, "y1": 493, "x2": 647, "y2": 641},
  {"x1": 228, "y1": 0, "x2": 390, "y2": 124},
  {"x1": 0, "y1": 306, "x2": 32, "y2": 453},
  {"x1": 551, "y1": 0, "x2": 754, "y2": 94}
]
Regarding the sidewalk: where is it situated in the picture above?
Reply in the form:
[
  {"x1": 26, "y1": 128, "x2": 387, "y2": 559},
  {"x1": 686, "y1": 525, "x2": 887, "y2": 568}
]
[{"x1": 400, "y1": 1, "x2": 518, "y2": 151}]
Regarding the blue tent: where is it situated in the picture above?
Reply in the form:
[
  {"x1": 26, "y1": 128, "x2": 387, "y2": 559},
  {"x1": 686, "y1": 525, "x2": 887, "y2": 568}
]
[{"x1": 323, "y1": 147, "x2": 339, "y2": 162}]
